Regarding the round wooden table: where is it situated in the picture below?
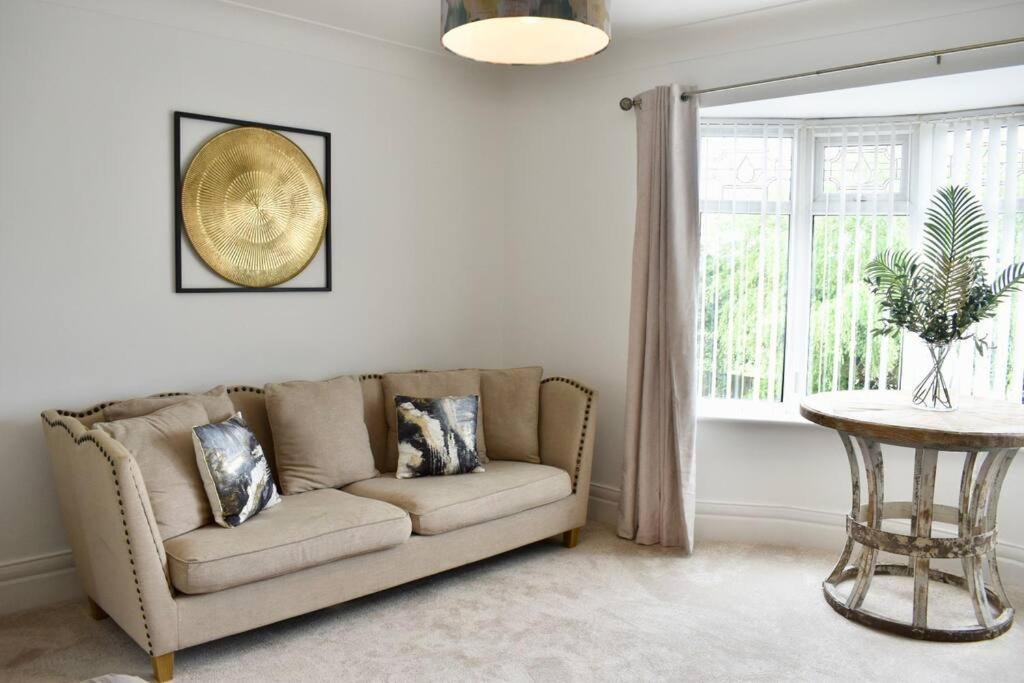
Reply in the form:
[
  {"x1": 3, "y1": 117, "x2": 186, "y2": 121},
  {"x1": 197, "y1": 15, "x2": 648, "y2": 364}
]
[{"x1": 800, "y1": 390, "x2": 1024, "y2": 641}]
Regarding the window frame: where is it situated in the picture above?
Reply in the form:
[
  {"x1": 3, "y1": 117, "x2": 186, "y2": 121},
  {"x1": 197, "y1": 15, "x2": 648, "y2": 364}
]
[
  {"x1": 806, "y1": 127, "x2": 915, "y2": 398},
  {"x1": 697, "y1": 121, "x2": 797, "y2": 404},
  {"x1": 697, "y1": 120, "x2": 916, "y2": 414},
  {"x1": 698, "y1": 122, "x2": 796, "y2": 216},
  {"x1": 812, "y1": 130, "x2": 912, "y2": 212}
]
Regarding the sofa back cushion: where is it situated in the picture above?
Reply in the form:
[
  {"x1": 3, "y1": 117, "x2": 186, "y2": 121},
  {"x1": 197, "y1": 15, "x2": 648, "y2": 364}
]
[
  {"x1": 95, "y1": 399, "x2": 213, "y2": 540},
  {"x1": 226, "y1": 387, "x2": 278, "y2": 478},
  {"x1": 359, "y1": 376, "x2": 389, "y2": 473},
  {"x1": 480, "y1": 367, "x2": 542, "y2": 463},
  {"x1": 103, "y1": 385, "x2": 235, "y2": 423},
  {"x1": 381, "y1": 370, "x2": 486, "y2": 473},
  {"x1": 264, "y1": 376, "x2": 379, "y2": 494}
]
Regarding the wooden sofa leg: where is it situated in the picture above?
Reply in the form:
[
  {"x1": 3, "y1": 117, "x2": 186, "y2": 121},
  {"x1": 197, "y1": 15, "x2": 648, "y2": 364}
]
[
  {"x1": 152, "y1": 652, "x2": 174, "y2": 682},
  {"x1": 86, "y1": 597, "x2": 108, "y2": 621},
  {"x1": 563, "y1": 527, "x2": 581, "y2": 548}
]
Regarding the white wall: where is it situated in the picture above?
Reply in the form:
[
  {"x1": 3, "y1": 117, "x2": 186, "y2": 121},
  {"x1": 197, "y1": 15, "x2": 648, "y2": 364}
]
[
  {"x1": 501, "y1": 0, "x2": 1024, "y2": 585},
  {"x1": 0, "y1": 0, "x2": 506, "y2": 612}
]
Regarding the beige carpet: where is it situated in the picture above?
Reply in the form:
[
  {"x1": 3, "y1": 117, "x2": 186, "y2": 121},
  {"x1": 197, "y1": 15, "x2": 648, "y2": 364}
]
[{"x1": 1, "y1": 524, "x2": 1022, "y2": 682}]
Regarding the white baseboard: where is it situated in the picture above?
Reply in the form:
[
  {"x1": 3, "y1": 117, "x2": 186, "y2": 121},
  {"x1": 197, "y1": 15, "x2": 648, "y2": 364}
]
[
  {"x1": 588, "y1": 482, "x2": 621, "y2": 526},
  {"x1": 589, "y1": 483, "x2": 1024, "y2": 591},
  {"x1": 0, "y1": 550, "x2": 80, "y2": 616}
]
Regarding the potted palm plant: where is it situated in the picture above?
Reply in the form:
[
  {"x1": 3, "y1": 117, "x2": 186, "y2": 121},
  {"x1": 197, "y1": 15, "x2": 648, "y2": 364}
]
[{"x1": 865, "y1": 185, "x2": 1024, "y2": 411}]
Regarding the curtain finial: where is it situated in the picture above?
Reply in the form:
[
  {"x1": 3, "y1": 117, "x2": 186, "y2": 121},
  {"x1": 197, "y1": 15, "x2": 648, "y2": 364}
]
[{"x1": 620, "y1": 97, "x2": 641, "y2": 111}]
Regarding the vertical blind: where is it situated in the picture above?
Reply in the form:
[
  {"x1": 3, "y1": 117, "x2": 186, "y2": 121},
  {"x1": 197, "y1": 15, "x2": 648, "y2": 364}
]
[
  {"x1": 698, "y1": 107, "x2": 1024, "y2": 403},
  {"x1": 916, "y1": 111, "x2": 1024, "y2": 401},
  {"x1": 806, "y1": 121, "x2": 911, "y2": 396},
  {"x1": 698, "y1": 123, "x2": 791, "y2": 401}
]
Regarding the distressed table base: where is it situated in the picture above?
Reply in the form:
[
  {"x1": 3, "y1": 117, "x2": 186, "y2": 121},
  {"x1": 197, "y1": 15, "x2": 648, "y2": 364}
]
[
  {"x1": 822, "y1": 433, "x2": 1018, "y2": 642},
  {"x1": 824, "y1": 564, "x2": 1014, "y2": 641}
]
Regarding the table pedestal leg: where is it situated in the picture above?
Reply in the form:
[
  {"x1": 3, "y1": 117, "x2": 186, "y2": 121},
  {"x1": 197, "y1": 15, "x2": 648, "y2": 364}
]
[
  {"x1": 847, "y1": 437, "x2": 883, "y2": 610},
  {"x1": 822, "y1": 437, "x2": 1019, "y2": 642},
  {"x1": 911, "y1": 448, "x2": 938, "y2": 628},
  {"x1": 826, "y1": 433, "x2": 861, "y2": 584},
  {"x1": 958, "y1": 450, "x2": 978, "y2": 607},
  {"x1": 963, "y1": 448, "x2": 1018, "y2": 628}
]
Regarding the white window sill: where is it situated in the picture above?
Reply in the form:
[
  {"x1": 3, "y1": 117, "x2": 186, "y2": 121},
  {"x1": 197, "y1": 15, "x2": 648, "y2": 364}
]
[{"x1": 697, "y1": 399, "x2": 818, "y2": 427}]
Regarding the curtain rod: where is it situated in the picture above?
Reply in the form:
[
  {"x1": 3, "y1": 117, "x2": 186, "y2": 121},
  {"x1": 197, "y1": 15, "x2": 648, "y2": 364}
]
[{"x1": 619, "y1": 35, "x2": 1024, "y2": 111}]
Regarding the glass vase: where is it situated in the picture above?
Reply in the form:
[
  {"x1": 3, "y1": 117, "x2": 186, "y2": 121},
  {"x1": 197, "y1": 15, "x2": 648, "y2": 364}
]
[{"x1": 912, "y1": 341, "x2": 958, "y2": 411}]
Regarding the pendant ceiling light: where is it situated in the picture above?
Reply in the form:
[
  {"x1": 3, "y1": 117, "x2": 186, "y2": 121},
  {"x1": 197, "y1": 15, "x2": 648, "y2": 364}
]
[{"x1": 442, "y1": 1, "x2": 610, "y2": 66}]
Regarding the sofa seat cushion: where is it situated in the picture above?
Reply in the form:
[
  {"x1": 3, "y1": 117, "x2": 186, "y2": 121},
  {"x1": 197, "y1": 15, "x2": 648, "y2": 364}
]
[
  {"x1": 164, "y1": 489, "x2": 411, "y2": 594},
  {"x1": 342, "y1": 461, "x2": 571, "y2": 535}
]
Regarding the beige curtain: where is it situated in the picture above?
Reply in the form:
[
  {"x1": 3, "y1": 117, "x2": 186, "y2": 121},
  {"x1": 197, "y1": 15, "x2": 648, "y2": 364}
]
[{"x1": 617, "y1": 85, "x2": 700, "y2": 550}]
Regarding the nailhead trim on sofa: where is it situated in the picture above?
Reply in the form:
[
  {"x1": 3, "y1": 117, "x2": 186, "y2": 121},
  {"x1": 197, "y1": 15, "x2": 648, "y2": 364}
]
[
  {"x1": 540, "y1": 377, "x2": 594, "y2": 493},
  {"x1": 40, "y1": 413, "x2": 155, "y2": 655},
  {"x1": 57, "y1": 402, "x2": 114, "y2": 418},
  {"x1": 227, "y1": 386, "x2": 262, "y2": 394}
]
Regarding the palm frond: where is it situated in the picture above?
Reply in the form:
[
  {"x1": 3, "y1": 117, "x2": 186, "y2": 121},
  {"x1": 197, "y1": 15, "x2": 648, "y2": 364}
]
[
  {"x1": 989, "y1": 262, "x2": 1024, "y2": 306},
  {"x1": 922, "y1": 185, "x2": 989, "y2": 312},
  {"x1": 864, "y1": 248, "x2": 919, "y2": 288}
]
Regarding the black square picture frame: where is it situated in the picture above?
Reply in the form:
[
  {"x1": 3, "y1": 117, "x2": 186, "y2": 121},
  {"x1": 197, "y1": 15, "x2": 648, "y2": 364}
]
[{"x1": 174, "y1": 111, "x2": 332, "y2": 293}]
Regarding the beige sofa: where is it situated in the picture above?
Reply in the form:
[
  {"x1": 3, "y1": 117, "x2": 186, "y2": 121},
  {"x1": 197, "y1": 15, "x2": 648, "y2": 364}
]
[{"x1": 40, "y1": 373, "x2": 596, "y2": 682}]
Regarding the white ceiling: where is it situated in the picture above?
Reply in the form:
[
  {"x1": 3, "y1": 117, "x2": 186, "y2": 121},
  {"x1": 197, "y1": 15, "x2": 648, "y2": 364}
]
[
  {"x1": 704, "y1": 65, "x2": 1024, "y2": 118},
  {"x1": 219, "y1": 0, "x2": 801, "y2": 52}
]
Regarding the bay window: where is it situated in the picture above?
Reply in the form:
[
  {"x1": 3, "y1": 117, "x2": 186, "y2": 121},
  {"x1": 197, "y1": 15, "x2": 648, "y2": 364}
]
[{"x1": 698, "y1": 107, "x2": 1024, "y2": 411}]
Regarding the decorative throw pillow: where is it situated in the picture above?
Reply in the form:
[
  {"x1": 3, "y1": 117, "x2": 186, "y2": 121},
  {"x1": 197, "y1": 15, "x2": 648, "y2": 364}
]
[
  {"x1": 192, "y1": 412, "x2": 281, "y2": 527},
  {"x1": 94, "y1": 399, "x2": 213, "y2": 540},
  {"x1": 395, "y1": 395, "x2": 485, "y2": 479},
  {"x1": 104, "y1": 385, "x2": 236, "y2": 423},
  {"x1": 480, "y1": 367, "x2": 543, "y2": 463},
  {"x1": 382, "y1": 369, "x2": 487, "y2": 472},
  {"x1": 264, "y1": 376, "x2": 379, "y2": 494}
]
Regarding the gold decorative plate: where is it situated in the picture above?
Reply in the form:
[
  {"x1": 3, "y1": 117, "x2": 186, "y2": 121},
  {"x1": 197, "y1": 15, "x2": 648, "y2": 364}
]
[{"x1": 181, "y1": 127, "x2": 327, "y2": 288}]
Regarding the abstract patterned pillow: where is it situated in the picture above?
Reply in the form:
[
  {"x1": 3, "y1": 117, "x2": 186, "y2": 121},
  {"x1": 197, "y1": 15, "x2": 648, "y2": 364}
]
[
  {"x1": 395, "y1": 395, "x2": 485, "y2": 479},
  {"x1": 192, "y1": 413, "x2": 280, "y2": 527}
]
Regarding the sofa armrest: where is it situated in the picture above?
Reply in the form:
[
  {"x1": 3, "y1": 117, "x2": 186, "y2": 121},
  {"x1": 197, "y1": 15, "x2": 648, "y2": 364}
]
[
  {"x1": 41, "y1": 411, "x2": 178, "y2": 656},
  {"x1": 538, "y1": 378, "x2": 597, "y2": 499}
]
